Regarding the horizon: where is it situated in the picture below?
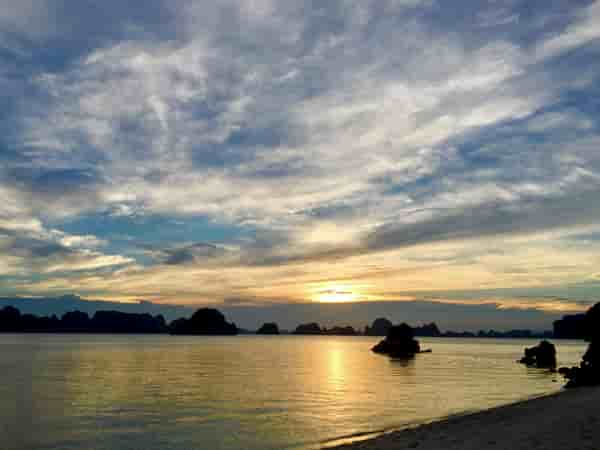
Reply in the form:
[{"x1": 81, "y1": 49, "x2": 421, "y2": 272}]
[
  {"x1": 0, "y1": 294, "x2": 580, "y2": 332},
  {"x1": 1, "y1": 1, "x2": 600, "y2": 329}
]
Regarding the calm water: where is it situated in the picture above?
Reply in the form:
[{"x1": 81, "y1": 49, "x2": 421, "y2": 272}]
[{"x1": 0, "y1": 335, "x2": 586, "y2": 450}]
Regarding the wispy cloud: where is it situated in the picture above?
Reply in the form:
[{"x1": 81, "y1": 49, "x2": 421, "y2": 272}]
[{"x1": 0, "y1": 0, "x2": 599, "y2": 317}]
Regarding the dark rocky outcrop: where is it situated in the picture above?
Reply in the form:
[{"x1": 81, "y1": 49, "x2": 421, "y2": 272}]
[
  {"x1": 170, "y1": 308, "x2": 238, "y2": 335},
  {"x1": 560, "y1": 303, "x2": 600, "y2": 388},
  {"x1": 518, "y1": 340, "x2": 557, "y2": 369},
  {"x1": 293, "y1": 322, "x2": 323, "y2": 335},
  {"x1": 257, "y1": 322, "x2": 280, "y2": 335},
  {"x1": 553, "y1": 313, "x2": 587, "y2": 340},
  {"x1": 364, "y1": 317, "x2": 393, "y2": 336},
  {"x1": 372, "y1": 323, "x2": 421, "y2": 358}
]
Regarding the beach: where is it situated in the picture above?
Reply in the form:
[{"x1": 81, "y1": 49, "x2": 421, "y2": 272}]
[{"x1": 329, "y1": 386, "x2": 600, "y2": 450}]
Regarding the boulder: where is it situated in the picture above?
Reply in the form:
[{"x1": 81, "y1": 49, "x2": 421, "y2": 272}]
[{"x1": 518, "y1": 340, "x2": 557, "y2": 369}]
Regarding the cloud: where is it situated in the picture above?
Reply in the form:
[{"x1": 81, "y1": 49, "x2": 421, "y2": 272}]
[
  {"x1": 148, "y1": 242, "x2": 229, "y2": 265},
  {"x1": 535, "y1": 1, "x2": 600, "y2": 61},
  {"x1": 0, "y1": 0, "x2": 600, "y2": 316}
]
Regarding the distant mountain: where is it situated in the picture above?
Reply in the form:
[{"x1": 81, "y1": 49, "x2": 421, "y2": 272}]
[
  {"x1": 293, "y1": 322, "x2": 322, "y2": 335},
  {"x1": 170, "y1": 308, "x2": 238, "y2": 335},
  {"x1": 414, "y1": 322, "x2": 441, "y2": 337},
  {"x1": 257, "y1": 323, "x2": 280, "y2": 335},
  {"x1": 0, "y1": 306, "x2": 168, "y2": 334},
  {"x1": 0, "y1": 295, "x2": 194, "y2": 321}
]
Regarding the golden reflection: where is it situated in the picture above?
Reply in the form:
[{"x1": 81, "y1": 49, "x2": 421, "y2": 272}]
[{"x1": 326, "y1": 346, "x2": 345, "y2": 392}]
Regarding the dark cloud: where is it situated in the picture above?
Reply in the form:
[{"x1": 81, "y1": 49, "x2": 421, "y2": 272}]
[
  {"x1": 366, "y1": 189, "x2": 600, "y2": 253},
  {"x1": 148, "y1": 242, "x2": 228, "y2": 266}
]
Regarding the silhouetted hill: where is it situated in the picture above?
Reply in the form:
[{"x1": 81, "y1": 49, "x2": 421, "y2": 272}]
[
  {"x1": 61, "y1": 310, "x2": 92, "y2": 332},
  {"x1": 0, "y1": 306, "x2": 168, "y2": 333},
  {"x1": 170, "y1": 308, "x2": 238, "y2": 335},
  {"x1": 0, "y1": 295, "x2": 194, "y2": 322},
  {"x1": 293, "y1": 322, "x2": 323, "y2": 335},
  {"x1": 365, "y1": 318, "x2": 393, "y2": 336},
  {"x1": 91, "y1": 311, "x2": 167, "y2": 334},
  {"x1": 560, "y1": 303, "x2": 600, "y2": 387},
  {"x1": 324, "y1": 325, "x2": 358, "y2": 335},
  {"x1": 292, "y1": 323, "x2": 359, "y2": 335},
  {"x1": 0, "y1": 306, "x2": 21, "y2": 332},
  {"x1": 257, "y1": 322, "x2": 280, "y2": 335},
  {"x1": 414, "y1": 322, "x2": 441, "y2": 337},
  {"x1": 553, "y1": 313, "x2": 587, "y2": 339}
]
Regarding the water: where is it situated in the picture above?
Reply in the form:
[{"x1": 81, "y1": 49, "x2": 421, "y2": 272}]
[{"x1": 0, "y1": 334, "x2": 586, "y2": 450}]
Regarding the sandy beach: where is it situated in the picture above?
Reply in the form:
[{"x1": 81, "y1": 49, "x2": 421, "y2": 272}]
[{"x1": 328, "y1": 386, "x2": 600, "y2": 450}]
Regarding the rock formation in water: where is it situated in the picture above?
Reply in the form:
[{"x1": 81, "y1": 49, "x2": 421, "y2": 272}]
[
  {"x1": 293, "y1": 322, "x2": 323, "y2": 335},
  {"x1": 364, "y1": 317, "x2": 393, "y2": 336},
  {"x1": 560, "y1": 302, "x2": 600, "y2": 388},
  {"x1": 257, "y1": 322, "x2": 280, "y2": 335},
  {"x1": 170, "y1": 308, "x2": 238, "y2": 335},
  {"x1": 518, "y1": 340, "x2": 557, "y2": 369},
  {"x1": 372, "y1": 323, "x2": 421, "y2": 358},
  {"x1": 324, "y1": 325, "x2": 358, "y2": 335}
]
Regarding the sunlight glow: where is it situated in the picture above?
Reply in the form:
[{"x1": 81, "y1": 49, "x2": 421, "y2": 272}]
[{"x1": 313, "y1": 283, "x2": 361, "y2": 303}]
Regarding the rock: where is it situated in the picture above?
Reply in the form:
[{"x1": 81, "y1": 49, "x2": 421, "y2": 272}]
[
  {"x1": 372, "y1": 323, "x2": 421, "y2": 358},
  {"x1": 170, "y1": 308, "x2": 238, "y2": 335},
  {"x1": 561, "y1": 302, "x2": 600, "y2": 388},
  {"x1": 257, "y1": 322, "x2": 280, "y2": 335},
  {"x1": 518, "y1": 340, "x2": 557, "y2": 369}
]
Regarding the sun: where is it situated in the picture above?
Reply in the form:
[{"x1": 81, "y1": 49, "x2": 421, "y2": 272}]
[{"x1": 313, "y1": 283, "x2": 360, "y2": 303}]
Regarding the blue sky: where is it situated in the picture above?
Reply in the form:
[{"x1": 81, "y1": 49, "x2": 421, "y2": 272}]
[{"x1": 1, "y1": 0, "x2": 600, "y2": 323}]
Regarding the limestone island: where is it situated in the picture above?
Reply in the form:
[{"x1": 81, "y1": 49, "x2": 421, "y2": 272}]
[{"x1": 372, "y1": 323, "x2": 430, "y2": 358}]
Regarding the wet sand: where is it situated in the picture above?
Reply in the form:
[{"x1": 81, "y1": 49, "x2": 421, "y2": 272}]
[{"x1": 327, "y1": 386, "x2": 600, "y2": 450}]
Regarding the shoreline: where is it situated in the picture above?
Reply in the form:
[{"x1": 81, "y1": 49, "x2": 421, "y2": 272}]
[{"x1": 324, "y1": 386, "x2": 600, "y2": 450}]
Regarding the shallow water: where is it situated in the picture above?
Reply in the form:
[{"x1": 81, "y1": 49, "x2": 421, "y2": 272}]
[{"x1": 0, "y1": 334, "x2": 586, "y2": 450}]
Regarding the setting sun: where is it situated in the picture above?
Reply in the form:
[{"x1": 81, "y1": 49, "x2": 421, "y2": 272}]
[{"x1": 313, "y1": 284, "x2": 361, "y2": 303}]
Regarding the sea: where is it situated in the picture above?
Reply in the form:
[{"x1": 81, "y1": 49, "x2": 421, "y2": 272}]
[{"x1": 0, "y1": 334, "x2": 586, "y2": 450}]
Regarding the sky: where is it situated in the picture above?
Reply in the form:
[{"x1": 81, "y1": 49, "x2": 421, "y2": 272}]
[{"x1": 1, "y1": 0, "x2": 600, "y2": 327}]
